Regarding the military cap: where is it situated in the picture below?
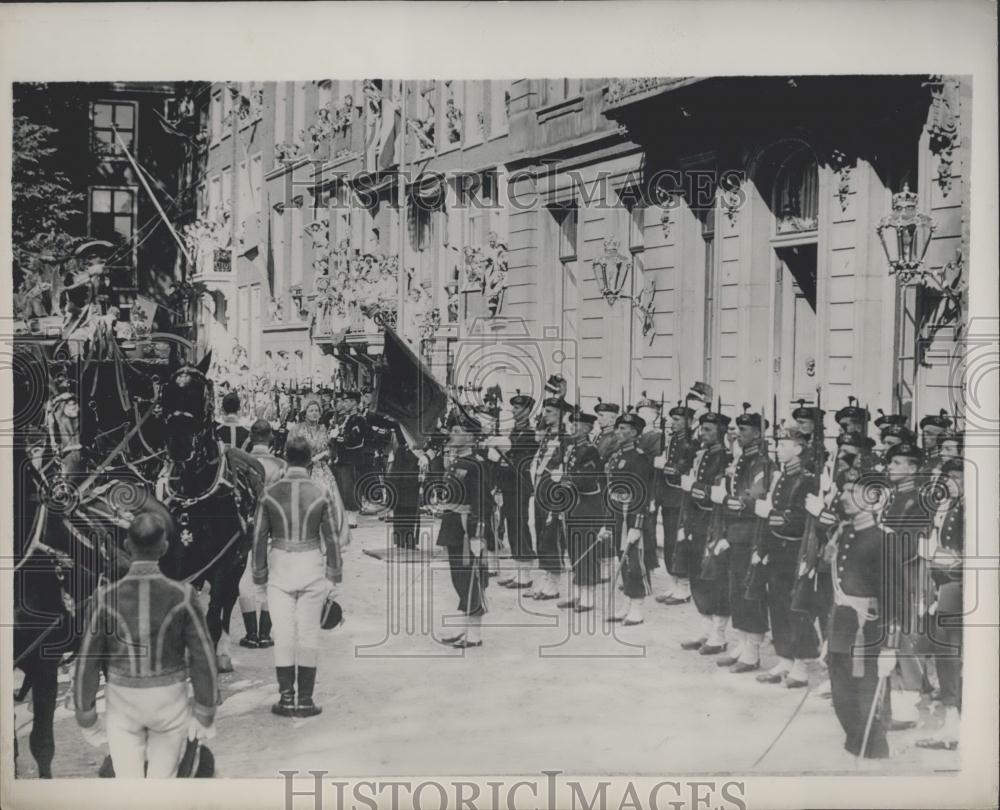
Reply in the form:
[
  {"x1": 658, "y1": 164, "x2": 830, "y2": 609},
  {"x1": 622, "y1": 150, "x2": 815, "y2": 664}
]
[
  {"x1": 342, "y1": 390, "x2": 361, "y2": 401},
  {"x1": 919, "y1": 409, "x2": 953, "y2": 430},
  {"x1": 615, "y1": 412, "x2": 646, "y2": 433},
  {"x1": 775, "y1": 425, "x2": 809, "y2": 444},
  {"x1": 541, "y1": 396, "x2": 571, "y2": 411},
  {"x1": 837, "y1": 433, "x2": 876, "y2": 453},
  {"x1": 880, "y1": 423, "x2": 916, "y2": 443},
  {"x1": 735, "y1": 403, "x2": 765, "y2": 430},
  {"x1": 835, "y1": 398, "x2": 869, "y2": 424},
  {"x1": 668, "y1": 400, "x2": 694, "y2": 419},
  {"x1": 509, "y1": 391, "x2": 535, "y2": 410},
  {"x1": 792, "y1": 400, "x2": 824, "y2": 421},
  {"x1": 594, "y1": 397, "x2": 620, "y2": 414},
  {"x1": 884, "y1": 442, "x2": 924, "y2": 465},
  {"x1": 699, "y1": 411, "x2": 732, "y2": 428},
  {"x1": 544, "y1": 374, "x2": 566, "y2": 395},
  {"x1": 635, "y1": 391, "x2": 660, "y2": 411},
  {"x1": 874, "y1": 410, "x2": 907, "y2": 430},
  {"x1": 569, "y1": 408, "x2": 597, "y2": 425}
]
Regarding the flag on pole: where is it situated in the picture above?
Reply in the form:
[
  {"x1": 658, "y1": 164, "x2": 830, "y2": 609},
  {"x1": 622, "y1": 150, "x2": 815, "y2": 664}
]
[
  {"x1": 376, "y1": 80, "x2": 401, "y2": 171},
  {"x1": 372, "y1": 325, "x2": 448, "y2": 446},
  {"x1": 131, "y1": 294, "x2": 160, "y2": 334}
]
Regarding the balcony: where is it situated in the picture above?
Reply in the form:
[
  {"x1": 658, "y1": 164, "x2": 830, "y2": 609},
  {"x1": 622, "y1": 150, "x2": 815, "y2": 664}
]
[{"x1": 603, "y1": 77, "x2": 702, "y2": 112}]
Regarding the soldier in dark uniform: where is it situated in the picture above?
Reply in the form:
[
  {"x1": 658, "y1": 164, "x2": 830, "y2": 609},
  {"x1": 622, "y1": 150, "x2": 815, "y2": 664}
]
[
  {"x1": 825, "y1": 469, "x2": 891, "y2": 758},
  {"x1": 603, "y1": 411, "x2": 654, "y2": 625},
  {"x1": 679, "y1": 411, "x2": 731, "y2": 653},
  {"x1": 474, "y1": 404, "x2": 502, "y2": 576},
  {"x1": 916, "y1": 455, "x2": 963, "y2": 751},
  {"x1": 369, "y1": 413, "x2": 422, "y2": 550},
  {"x1": 878, "y1": 442, "x2": 933, "y2": 709},
  {"x1": 530, "y1": 396, "x2": 570, "y2": 599},
  {"x1": 635, "y1": 394, "x2": 664, "y2": 586},
  {"x1": 435, "y1": 413, "x2": 489, "y2": 649},
  {"x1": 554, "y1": 408, "x2": 605, "y2": 612},
  {"x1": 835, "y1": 398, "x2": 869, "y2": 437},
  {"x1": 715, "y1": 407, "x2": 775, "y2": 672},
  {"x1": 919, "y1": 410, "x2": 952, "y2": 457},
  {"x1": 792, "y1": 400, "x2": 826, "y2": 475},
  {"x1": 491, "y1": 392, "x2": 538, "y2": 589},
  {"x1": 215, "y1": 391, "x2": 252, "y2": 450},
  {"x1": 755, "y1": 427, "x2": 820, "y2": 687},
  {"x1": 331, "y1": 390, "x2": 368, "y2": 528},
  {"x1": 593, "y1": 399, "x2": 621, "y2": 462},
  {"x1": 654, "y1": 401, "x2": 697, "y2": 605}
]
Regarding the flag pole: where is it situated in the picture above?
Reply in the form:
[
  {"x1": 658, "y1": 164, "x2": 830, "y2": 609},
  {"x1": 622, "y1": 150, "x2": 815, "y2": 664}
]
[{"x1": 397, "y1": 79, "x2": 407, "y2": 340}]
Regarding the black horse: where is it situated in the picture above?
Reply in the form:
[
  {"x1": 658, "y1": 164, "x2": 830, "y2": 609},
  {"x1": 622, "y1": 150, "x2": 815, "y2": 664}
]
[
  {"x1": 156, "y1": 352, "x2": 265, "y2": 672},
  {"x1": 12, "y1": 330, "x2": 176, "y2": 778}
]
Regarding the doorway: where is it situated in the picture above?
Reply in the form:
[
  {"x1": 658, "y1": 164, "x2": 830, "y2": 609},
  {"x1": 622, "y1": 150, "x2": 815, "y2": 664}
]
[{"x1": 774, "y1": 243, "x2": 818, "y2": 409}]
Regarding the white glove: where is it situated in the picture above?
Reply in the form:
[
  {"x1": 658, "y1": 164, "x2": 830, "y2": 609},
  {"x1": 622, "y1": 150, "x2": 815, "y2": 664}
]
[
  {"x1": 598, "y1": 526, "x2": 612, "y2": 541},
  {"x1": 714, "y1": 538, "x2": 730, "y2": 555},
  {"x1": 680, "y1": 473, "x2": 695, "y2": 492},
  {"x1": 751, "y1": 550, "x2": 764, "y2": 566},
  {"x1": 79, "y1": 718, "x2": 107, "y2": 748},
  {"x1": 653, "y1": 455, "x2": 667, "y2": 470},
  {"x1": 188, "y1": 717, "x2": 217, "y2": 742},
  {"x1": 710, "y1": 484, "x2": 726, "y2": 504},
  {"x1": 417, "y1": 453, "x2": 430, "y2": 473},
  {"x1": 486, "y1": 435, "x2": 511, "y2": 452},
  {"x1": 469, "y1": 538, "x2": 484, "y2": 557},
  {"x1": 550, "y1": 468, "x2": 564, "y2": 483},
  {"x1": 676, "y1": 527, "x2": 686, "y2": 542},
  {"x1": 805, "y1": 493, "x2": 824, "y2": 517},
  {"x1": 753, "y1": 499, "x2": 771, "y2": 519},
  {"x1": 487, "y1": 448, "x2": 501, "y2": 462},
  {"x1": 625, "y1": 528, "x2": 641, "y2": 547},
  {"x1": 877, "y1": 649, "x2": 897, "y2": 679},
  {"x1": 820, "y1": 471, "x2": 833, "y2": 493}
]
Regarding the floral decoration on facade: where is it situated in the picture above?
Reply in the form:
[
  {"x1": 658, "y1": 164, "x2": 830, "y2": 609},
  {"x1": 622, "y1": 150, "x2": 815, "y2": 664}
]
[
  {"x1": 605, "y1": 78, "x2": 672, "y2": 106},
  {"x1": 182, "y1": 205, "x2": 232, "y2": 274},
  {"x1": 274, "y1": 140, "x2": 304, "y2": 163},
  {"x1": 309, "y1": 244, "x2": 400, "y2": 339}
]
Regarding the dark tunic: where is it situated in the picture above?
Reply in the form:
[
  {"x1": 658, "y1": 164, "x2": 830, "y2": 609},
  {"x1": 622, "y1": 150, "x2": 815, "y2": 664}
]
[
  {"x1": 763, "y1": 460, "x2": 819, "y2": 660},
  {"x1": 594, "y1": 427, "x2": 620, "y2": 463},
  {"x1": 562, "y1": 437, "x2": 605, "y2": 587},
  {"x1": 531, "y1": 429, "x2": 567, "y2": 575},
  {"x1": 661, "y1": 428, "x2": 696, "y2": 575},
  {"x1": 435, "y1": 453, "x2": 488, "y2": 615},
  {"x1": 215, "y1": 421, "x2": 252, "y2": 452},
  {"x1": 605, "y1": 440, "x2": 654, "y2": 599},
  {"x1": 332, "y1": 412, "x2": 368, "y2": 511},
  {"x1": 684, "y1": 442, "x2": 730, "y2": 616},
  {"x1": 638, "y1": 430, "x2": 665, "y2": 572},
  {"x1": 494, "y1": 423, "x2": 538, "y2": 562},
  {"x1": 724, "y1": 444, "x2": 774, "y2": 634}
]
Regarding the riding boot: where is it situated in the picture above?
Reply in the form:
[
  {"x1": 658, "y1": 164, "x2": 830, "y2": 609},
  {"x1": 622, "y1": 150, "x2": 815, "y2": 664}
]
[
  {"x1": 257, "y1": 610, "x2": 274, "y2": 648},
  {"x1": 295, "y1": 667, "x2": 322, "y2": 717},
  {"x1": 272, "y1": 666, "x2": 296, "y2": 717},
  {"x1": 239, "y1": 612, "x2": 259, "y2": 648}
]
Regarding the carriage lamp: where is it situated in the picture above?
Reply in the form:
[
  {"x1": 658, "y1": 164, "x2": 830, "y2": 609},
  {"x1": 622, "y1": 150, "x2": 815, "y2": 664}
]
[
  {"x1": 876, "y1": 184, "x2": 936, "y2": 283},
  {"x1": 592, "y1": 237, "x2": 633, "y2": 306}
]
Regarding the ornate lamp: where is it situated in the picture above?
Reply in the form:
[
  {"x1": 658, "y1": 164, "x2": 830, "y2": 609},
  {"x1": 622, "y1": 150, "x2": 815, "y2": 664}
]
[
  {"x1": 289, "y1": 284, "x2": 304, "y2": 314},
  {"x1": 592, "y1": 237, "x2": 633, "y2": 305},
  {"x1": 876, "y1": 184, "x2": 936, "y2": 283}
]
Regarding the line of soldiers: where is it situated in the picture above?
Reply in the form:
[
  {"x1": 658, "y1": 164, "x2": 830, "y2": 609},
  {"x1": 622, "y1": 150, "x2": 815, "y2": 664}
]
[{"x1": 421, "y1": 377, "x2": 965, "y2": 756}]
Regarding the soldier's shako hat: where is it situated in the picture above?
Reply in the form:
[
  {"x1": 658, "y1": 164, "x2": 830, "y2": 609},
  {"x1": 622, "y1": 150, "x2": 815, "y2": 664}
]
[
  {"x1": 541, "y1": 396, "x2": 570, "y2": 412},
  {"x1": 594, "y1": 398, "x2": 620, "y2": 414},
  {"x1": 919, "y1": 409, "x2": 953, "y2": 430},
  {"x1": 699, "y1": 411, "x2": 731, "y2": 428},
  {"x1": 668, "y1": 400, "x2": 695, "y2": 419},
  {"x1": 884, "y1": 442, "x2": 924, "y2": 465},
  {"x1": 735, "y1": 403, "x2": 764, "y2": 430},
  {"x1": 792, "y1": 400, "x2": 824, "y2": 422},
  {"x1": 544, "y1": 374, "x2": 566, "y2": 395},
  {"x1": 569, "y1": 408, "x2": 597, "y2": 425},
  {"x1": 635, "y1": 391, "x2": 660, "y2": 411},
  {"x1": 880, "y1": 423, "x2": 916, "y2": 443},
  {"x1": 775, "y1": 425, "x2": 809, "y2": 444},
  {"x1": 615, "y1": 412, "x2": 646, "y2": 433},
  {"x1": 509, "y1": 391, "x2": 535, "y2": 410},
  {"x1": 835, "y1": 400, "x2": 869, "y2": 424},
  {"x1": 874, "y1": 410, "x2": 907, "y2": 430}
]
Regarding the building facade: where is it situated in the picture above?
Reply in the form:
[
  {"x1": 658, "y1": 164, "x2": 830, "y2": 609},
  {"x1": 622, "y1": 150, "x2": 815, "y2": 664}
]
[{"x1": 181, "y1": 76, "x2": 969, "y2": 425}]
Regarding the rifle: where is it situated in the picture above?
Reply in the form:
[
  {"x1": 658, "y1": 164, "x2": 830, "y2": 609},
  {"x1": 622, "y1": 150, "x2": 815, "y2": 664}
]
[
  {"x1": 790, "y1": 385, "x2": 825, "y2": 615},
  {"x1": 745, "y1": 399, "x2": 779, "y2": 601},
  {"x1": 700, "y1": 396, "x2": 728, "y2": 581}
]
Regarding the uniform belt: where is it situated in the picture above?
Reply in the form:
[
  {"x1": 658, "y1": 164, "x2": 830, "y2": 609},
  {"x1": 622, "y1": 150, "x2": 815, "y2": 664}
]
[
  {"x1": 270, "y1": 539, "x2": 322, "y2": 552},
  {"x1": 769, "y1": 531, "x2": 801, "y2": 543},
  {"x1": 107, "y1": 667, "x2": 187, "y2": 688}
]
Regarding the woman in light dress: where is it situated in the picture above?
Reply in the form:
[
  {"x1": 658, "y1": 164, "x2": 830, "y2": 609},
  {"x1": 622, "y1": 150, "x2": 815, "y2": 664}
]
[{"x1": 288, "y1": 396, "x2": 341, "y2": 500}]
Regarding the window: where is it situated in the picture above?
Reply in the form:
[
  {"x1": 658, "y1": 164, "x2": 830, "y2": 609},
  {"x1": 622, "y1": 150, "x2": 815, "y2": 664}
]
[
  {"x1": 91, "y1": 101, "x2": 137, "y2": 158},
  {"x1": 489, "y1": 80, "x2": 511, "y2": 137},
  {"x1": 464, "y1": 81, "x2": 483, "y2": 145},
  {"x1": 89, "y1": 187, "x2": 136, "y2": 263},
  {"x1": 274, "y1": 82, "x2": 287, "y2": 144},
  {"x1": 545, "y1": 78, "x2": 582, "y2": 105},
  {"x1": 291, "y1": 206, "x2": 304, "y2": 290},
  {"x1": 702, "y1": 206, "x2": 717, "y2": 383},
  {"x1": 271, "y1": 209, "x2": 286, "y2": 311},
  {"x1": 210, "y1": 92, "x2": 223, "y2": 142},
  {"x1": 774, "y1": 148, "x2": 818, "y2": 234},
  {"x1": 555, "y1": 204, "x2": 578, "y2": 261}
]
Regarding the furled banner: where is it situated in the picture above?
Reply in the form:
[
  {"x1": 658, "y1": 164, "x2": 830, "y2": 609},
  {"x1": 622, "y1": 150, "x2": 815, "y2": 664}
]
[{"x1": 372, "y1": 325, "x2": 448, "y2": 446}]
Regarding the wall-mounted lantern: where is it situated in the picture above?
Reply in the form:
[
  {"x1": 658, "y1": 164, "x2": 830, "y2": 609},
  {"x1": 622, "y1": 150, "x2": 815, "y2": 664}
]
[{"x1": 876, "y1": 183, "x2": 936, "y2": 283}]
